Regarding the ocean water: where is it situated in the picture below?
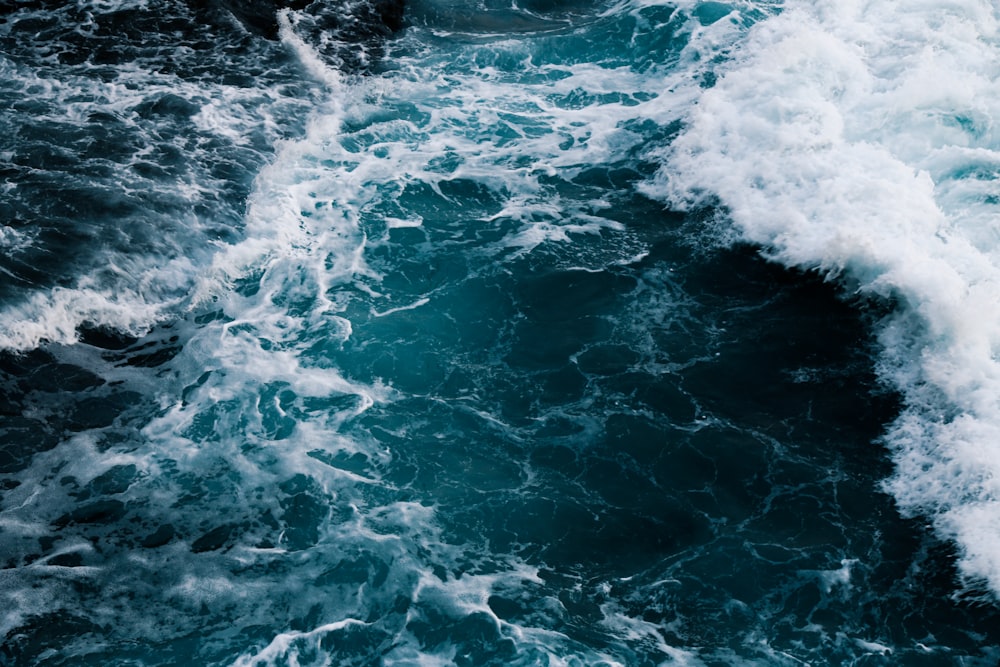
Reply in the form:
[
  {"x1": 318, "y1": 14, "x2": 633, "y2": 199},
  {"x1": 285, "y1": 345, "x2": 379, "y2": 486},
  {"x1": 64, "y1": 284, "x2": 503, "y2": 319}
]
[{"x1": 2, "y1": 0, "x2": 1000, "y2": 664}]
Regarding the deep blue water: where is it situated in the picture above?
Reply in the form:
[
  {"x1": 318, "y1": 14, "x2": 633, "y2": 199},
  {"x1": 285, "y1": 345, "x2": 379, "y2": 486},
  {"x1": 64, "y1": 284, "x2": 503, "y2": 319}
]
[{"x1": 3, "y1": 1, "x2": 1000, "y2": 664}]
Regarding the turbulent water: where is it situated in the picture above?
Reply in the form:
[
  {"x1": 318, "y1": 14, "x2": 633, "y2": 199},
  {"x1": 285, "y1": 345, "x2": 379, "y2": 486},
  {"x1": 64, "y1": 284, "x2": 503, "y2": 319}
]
[{"x1": 3, "y1": 0, "x2": 1000, "y2": 664}]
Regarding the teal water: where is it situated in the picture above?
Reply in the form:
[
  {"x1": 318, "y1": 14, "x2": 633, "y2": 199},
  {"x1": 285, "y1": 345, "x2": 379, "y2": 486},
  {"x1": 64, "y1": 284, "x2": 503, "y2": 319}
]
[{"x1": 3, "y1": 0, "x2": 1000, "y2": 664}]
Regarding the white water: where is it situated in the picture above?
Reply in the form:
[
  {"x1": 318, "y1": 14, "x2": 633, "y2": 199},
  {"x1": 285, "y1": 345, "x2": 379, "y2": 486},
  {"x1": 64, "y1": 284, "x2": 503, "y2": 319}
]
[
  {"x1": 4, "y1": 1, "x2": 1000, "y2": 663},
  {"x1": 6, "y1": 0, "x2": 1000, "y2": 636},
  {"x1": 0, "y1": 18, "x2": 311, "y2": 351},
  {"x1": 646, "y1": 0, "x2": 1000, "y2": 596}
]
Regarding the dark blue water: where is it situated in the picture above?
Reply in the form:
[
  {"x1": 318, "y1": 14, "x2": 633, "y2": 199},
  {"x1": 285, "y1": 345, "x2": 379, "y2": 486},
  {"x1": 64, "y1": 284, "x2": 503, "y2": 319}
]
[{"x1": 3, "y1": 1, "x2": 1000, "y2": 664}]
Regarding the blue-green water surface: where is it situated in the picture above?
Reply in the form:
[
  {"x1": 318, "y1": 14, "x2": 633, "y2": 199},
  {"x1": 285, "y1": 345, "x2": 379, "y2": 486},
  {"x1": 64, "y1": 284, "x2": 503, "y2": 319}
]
[{"x1": 2, "y1": 0, "x2": 1000, "y2": 665}]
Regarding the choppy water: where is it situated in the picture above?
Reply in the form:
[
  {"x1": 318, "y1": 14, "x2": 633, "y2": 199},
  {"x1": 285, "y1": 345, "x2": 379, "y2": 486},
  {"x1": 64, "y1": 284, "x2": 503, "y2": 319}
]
[{"x1": 3, "y1": 0, "x2": 1000, "y2": 664}]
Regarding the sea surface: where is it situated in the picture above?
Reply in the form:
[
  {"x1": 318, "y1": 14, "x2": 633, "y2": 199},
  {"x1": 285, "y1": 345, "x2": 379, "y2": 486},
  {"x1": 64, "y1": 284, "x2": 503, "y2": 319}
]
[{"x1": 3, "y1": 0, "x2": 1000, "y2": 664}]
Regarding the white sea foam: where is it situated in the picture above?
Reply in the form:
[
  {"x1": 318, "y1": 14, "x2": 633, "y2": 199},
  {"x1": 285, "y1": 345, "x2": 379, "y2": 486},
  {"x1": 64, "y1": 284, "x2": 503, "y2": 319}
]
[
  {"x1": 231, "y1": 619, "x2": 371, "y2": 667},
  {"x1": 140, "y1": 14, "x2": 742, "y2": 664},
  {"x1": 13, "y1": 0, "x2": 997, "y2": 660},
  {"x1": 0, "y1": 20, "x2": 312, "y2": 351},
  {"x1": 646, "y1": 0, "x2": 1000, "y2": 596}
]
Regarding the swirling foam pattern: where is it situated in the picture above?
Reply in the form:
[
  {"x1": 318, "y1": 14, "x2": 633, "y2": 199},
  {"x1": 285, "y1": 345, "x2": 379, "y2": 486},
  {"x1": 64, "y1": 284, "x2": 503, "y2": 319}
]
[{"x1": 2, "y1": 1, "x2": 1000, "y2": 665}]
